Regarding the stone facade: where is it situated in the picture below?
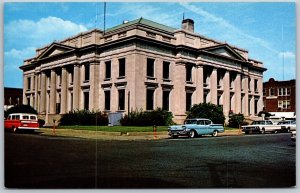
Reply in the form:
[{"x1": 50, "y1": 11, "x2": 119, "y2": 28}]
[{"x1": 20, "y1": 18, "x2": 266, "y2": 124}]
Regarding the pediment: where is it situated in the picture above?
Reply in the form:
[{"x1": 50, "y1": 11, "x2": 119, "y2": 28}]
[
  {"x1": 201, "y1": 44, "x2": 246, "y2": 61},
  {"x1": 37, "y1": 43, "x2": 75, "y2": 59}
]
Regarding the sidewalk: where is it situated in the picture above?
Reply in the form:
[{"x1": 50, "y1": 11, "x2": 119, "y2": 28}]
[{"x1": 38, "y1": 128, "x2": 243, "y2": 140}]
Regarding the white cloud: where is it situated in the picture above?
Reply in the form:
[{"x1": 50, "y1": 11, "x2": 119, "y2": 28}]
[
  {"x1": 5, "y1": 16, "x2": 88, "y2": 49},
  {"x1": 278, "y1": 51, "x2": 295, "y2": 59},
  {"x1": 4, "y1": 47, "x2": 36, "y2": 70}
]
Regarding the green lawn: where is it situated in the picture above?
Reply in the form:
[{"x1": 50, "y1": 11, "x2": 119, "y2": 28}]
[
  {"x1": 57, "y1": 125, "x2": 239, "y2": 132},
  {"x1": 57, "y1": 125, "x2": 169, "y2": 132}
]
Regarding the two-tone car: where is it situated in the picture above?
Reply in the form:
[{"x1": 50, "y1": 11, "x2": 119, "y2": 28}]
[
  {"x1": 4, "y1": 113, "x2": 39, "y2": 132},
  {"x1": 241, "y1": 120, "x2": 282, "y2": 134},
  {"x1": 168, "y1": 118, "x2": 224, "y2": 138}
]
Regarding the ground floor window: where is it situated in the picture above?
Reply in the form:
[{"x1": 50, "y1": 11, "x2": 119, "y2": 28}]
[
  {"x1": 162, "y1": 90, "x2": 170, "y2": 111},
  {"x1": 146, "y1": 89, "x2": 154, "y2": 110},
  {"x1": 118, "y1": 89, "x2": 125, "y2": 110},
  {"x1": 104, "y1": 90, "x2": 111, "y2": 110},
  {"x1": 84, "y1": 92, "x2": 89, "y2": 110},
  {"x1": 186, "y1": 92, "x2": 193, "y2": 111}
]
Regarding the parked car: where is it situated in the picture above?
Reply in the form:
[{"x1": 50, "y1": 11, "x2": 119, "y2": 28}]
[
  {"x1": 277, "y1": 120, "x2": 296, "y2": 133},
  {"x1": 241, "y1": 120, "x2": 282, "y2": 134},
  {"x1": 4, "y1": 113, "x2": 39, "y2": 132},
  {"x1": 168, "y1": 118, "x2": 224, "y2": 138},
  {"x1": 291, "y1": 131, "x2": 296, "y2": 142}
]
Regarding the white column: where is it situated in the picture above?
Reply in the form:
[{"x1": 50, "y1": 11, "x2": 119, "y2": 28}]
[
  {"x1": 210, "y1": 68, "x2": 218, "y2": 105},
  {"x1": 40, "y1": 72, "x2": 46, "y2": 113},
  {"x1": 223, "y1": 71, "x2": 230, "y2": 117},
  {"x1": 195, "y1": 65, "x2": 203, "y2": 104},
  {"x1": 60, "y1": 67, "x2": 67, "y2": 114},
  {"x1": 243, "y1": 76, "x2": 249, "y2": 116},
  {"x1": 49, "y1": 69, "x2": 56, "y2": 114},
  {"x1": 235, "y1": 73, "x2": 241, "y2": 114},
  {"x1": 73, "y1": 64, "x2": 80, "y2": 110}
]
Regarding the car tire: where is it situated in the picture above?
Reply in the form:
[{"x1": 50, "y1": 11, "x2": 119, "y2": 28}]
[
  {"x1": 261, "y1": 128, "x2": 265, "y2": 134},
  {"x1": 245, "y1": 131, "x2": 249, "y2": 135},
  {"x1": 274, "y1": 130, "x2": 278, "y2": 134},
  {"x1": 171, "y1": 135, "x2": 178, "y2": 139},
  {"x1": 189, "y1": 130, "x2": 197, "y2": 138},
  {"x1": 212, "y1": 130, "x2": 218, "y2": 137},
  {"x1": 287, "y1": 128, "x2": 290, "y2": 133}
]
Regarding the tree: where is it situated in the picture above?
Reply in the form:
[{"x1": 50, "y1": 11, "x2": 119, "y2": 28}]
[
  {"x1": 186, "y1": 103, "x2": 225, "y2": 124},
  {"x1": 228, "y1": 113, "x2": 245, "y2": 128},
  {"x1": 5, "y1": 104, "x2": 38, "y2": 118}
]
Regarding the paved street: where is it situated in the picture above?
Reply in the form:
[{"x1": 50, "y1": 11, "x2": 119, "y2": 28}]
[{"x1": 5, "y1": 132, "x2": 296, "y2": 188}]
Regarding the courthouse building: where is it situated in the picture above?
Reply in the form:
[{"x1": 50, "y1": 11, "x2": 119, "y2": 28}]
[{"x1": 20, "y1": 18, "x2": 266, "y2": 123}]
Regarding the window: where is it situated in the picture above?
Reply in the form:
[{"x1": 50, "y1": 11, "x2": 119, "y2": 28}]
[
  {"x1": 147, "y1": 58, "x2": 155, "y2": 78},
  {"x1": 118, "y1": 89, "x2": 125, "y2": 110},
  {"x1": 278, "y1": 88, "x2": 290, "y2": 96},
  {"x1": 69, "y1": 68, "x2": 74, "y2": 84},
  {"x1": 254, "y1": 79, "x2": 258, "y2": 92},
  {"x1": 84, "y1": 92, "x2": 89, "y2": 110},
  {"x1": 104, "y1": 90, "x2": 111, "y2": 110},
  {"x1": 278, "y1": 100, "x2": 291, "y2": 109},
  {"x1": 186, "y1": 65, "x2": 193, "y2": 82},
  {"x1": 30, "y1": 116, "x2": 36, "y2": 120},
  {"x1": 163, "y1": 61, "x2": 170, "y2": 80},
  {"x1": 146, "y1": 89, "x2": 154, "y2": 110},
  {"x1": 269, "y1": 88, "x2": 275, "y2": 96},
  {"x1": 162, "y1": 90, "x2": 170, "y2": 111},
  {"x1": 186, "y1": 92, "x2": 193, "y2": 111},
  {"x1": 263, "y1": 89, "x2": 266, "y2": 96},
  {"x1": 84, "y1": 64, "x2": 90, "y2": 81},
  {"x1": 23, "y1": 116, "x2": 29, "y2": 120},
  {"x1": 27, "y1": 77, "x2": 31, "y2": 90},
  {"x1": 118, "y1": 58, "x2": 126, "y2": 78},
  {"x1": 105, "y1": 61, "x2": 111, "y2": 79}
]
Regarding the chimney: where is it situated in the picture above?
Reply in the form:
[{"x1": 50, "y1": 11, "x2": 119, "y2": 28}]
[{"x1": 182, "y1": 18, "x2": 194, "y2": 33}]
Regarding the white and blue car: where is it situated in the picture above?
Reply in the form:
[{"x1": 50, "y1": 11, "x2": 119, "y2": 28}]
[{"x1": 168, "y1": 118, "x2": 224, "y2": 138}]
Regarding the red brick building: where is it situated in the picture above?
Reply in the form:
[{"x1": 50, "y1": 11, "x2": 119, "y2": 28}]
[{"x1": 263, "y1": 78, "x2": 296, "y2": 113}]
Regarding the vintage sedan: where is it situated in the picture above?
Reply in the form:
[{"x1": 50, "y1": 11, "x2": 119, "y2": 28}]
[
  {"x1": 168, "y1": 118, "x2": 224, "y2": 138},
  {"x1": 277, "y1": 120, "x2": 296, "y2": 133}
]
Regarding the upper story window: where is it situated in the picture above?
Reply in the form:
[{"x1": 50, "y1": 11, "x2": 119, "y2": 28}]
[
  {"x1": 105, "y1": 61, "x2": 111, "y2": 80},
  {"x1": 278, "y1": 88, "x2": 291, "y2": 96},
  {"x1": 163, "y1": 61, "x2": 170, "y2": 80},
  {"x1": 118, "y1": 58, "x2": 126, "y2": 78},
  {"x1": 186, "y1": 65, "x2": 193, "y2": 82},
  {"x1": 147, "y1": 58, "x2": 155, "y2": 78},
  {"x1": 84, "y1": 64, "x2": 90, "y2": 81},
  {"x1": 254, "y1": 79, "x2": 258, "y2": 92},
  {"x1": 68, "y1": 68, "x2": 74, "y2": 85},
  {"x1": 269, "y1": 88, "x2": 275, "y2": 96},
  {"x1": 27, "y1": 77, "x2": 31, "y2": 90}
]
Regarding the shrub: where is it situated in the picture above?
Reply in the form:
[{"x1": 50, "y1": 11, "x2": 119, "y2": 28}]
[
  {"x1": 186, "y1": 103, "x2": 225, "y2": 125},
  {"x1": 59, "y1": 109, "x2": 108, "y2": 126},
  {"x1": 228, "y1": 113, "x2": 245, "y2": 128},
  {"x1": 120, "y1": 108, "x2": 174, "y2": 126},
  {"x1": 5, "y1": 104, "x2": 38, "y2": 118}
]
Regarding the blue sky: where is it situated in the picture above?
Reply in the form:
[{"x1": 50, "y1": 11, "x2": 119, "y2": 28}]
[{"x1": 4, "y1": 2, "x2": 296, "y2": 88}]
